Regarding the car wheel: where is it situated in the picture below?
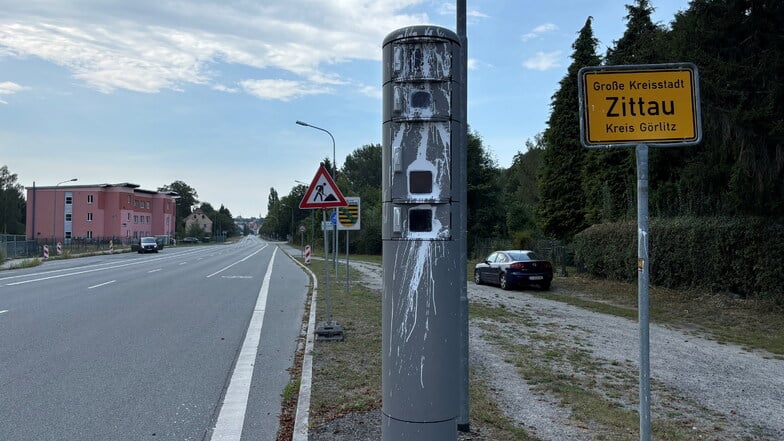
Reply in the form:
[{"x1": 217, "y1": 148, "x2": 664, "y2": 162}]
[
  {"x1": 500, "y1": 273, "x2": 511, "y2": 290},
  {"x1": 541, "y1": 282, "x2": 551, "y2": 291},
  {"x1": 474, "y1": 270, "x2": 483, "y2": 285}
]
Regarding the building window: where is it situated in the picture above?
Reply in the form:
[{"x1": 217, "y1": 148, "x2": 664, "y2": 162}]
[
  {"x1": 146, "y1": 216, "x2": 150, "y2": 224},
  {"x1": 128, "y1": 195, "x2": 131, "y2": 203},
  {"x1": 87, "y1": 195, "x2": 94, "y2": 204},
  {"x1": 87, "y1": 213, "x2": 93, "y2": 222},
  {"x1": 146, "y1": 201, "x2": 150, "y2": 209},
  {"x1": 65, "y1": 213, "x2": 72, "y2": 221},
  {"x1": 134, "y1": 215, "x2": 138, "y2": 224},
  {"x1": 65, "y1": 232, "x2": 72, "y2": 239},
  {"x1": 65, "y1": 196, "x2": 72, "y2": 205},
  {"x1": 128, "y1": 213, "x2": 131, "y2": 220},
  {"x1": 134, "y1": 200, "x2": 138, "y2": 208},
  {"x1": 86, "y1": 231, "x2": 93, "y2": 239}
]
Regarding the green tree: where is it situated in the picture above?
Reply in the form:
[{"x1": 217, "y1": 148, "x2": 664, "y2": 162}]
[
  {"x1": 537, "y1": 16, "x2": 601, "y2": 240},
  {"x1": 467, "y1": 129, "x2": 502, "y2": 253},
  {"x1": 582, "y1": 0, "x2": 669, "y2": 223},
  {"x1": 664, "y1": 0, "x2": 784, "y2": 216},
  {"x1": 159, "y1": 181, "x2": 199, "y2": 229},
  {"x1": 0, "y1": 165, "x2": 26, "y2": 235},
  {"x1": 339, "y1": 143, "x2": 382, "y2": 254},
  {"x1": 504, "y1": 135, "x2": 544, "y2": 235},
  {"x1": 267, "y1": 188, "x2": 279, "y2": 215},
  {"x1": 186, "y1": 223, "x2": 205, "y2": 239}
]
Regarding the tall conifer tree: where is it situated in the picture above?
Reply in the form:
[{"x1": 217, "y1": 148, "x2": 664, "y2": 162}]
[{"x1": 537, "y1": 17, "x2": 600, "y2": 240}]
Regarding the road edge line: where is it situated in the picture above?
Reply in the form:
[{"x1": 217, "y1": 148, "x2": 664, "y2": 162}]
[{"x1": 285, "y1": 246, "x2": 318, "y2": 441}]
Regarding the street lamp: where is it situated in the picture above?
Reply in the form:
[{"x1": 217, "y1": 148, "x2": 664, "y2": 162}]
[
  {"x1": 296, "y1": 121, "x2": 344, "y2": 340},
  {"x1": 296, "y1": 180, "x2": 315, "y2": 253},
  {"x1": 52, "y1": 178, "x2": 77, "y2": 242},
  {"x1": 296, "y1": 120, "x2": 339, "y2": 276},
  {"x1": 295, "y1": 120, "x2": 335, "y2": 178}
]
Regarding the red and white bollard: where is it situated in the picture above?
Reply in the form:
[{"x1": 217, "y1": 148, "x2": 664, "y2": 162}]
[
  {"x1": 43, "y1": 245, "x2": 49, "y2": 260},
  {"x1": 304, "y1": 245, "x2": 311, "y2": 265},
  {"x1": 109, "y1": 240, "x2": 114, "y2": 252},
  {"x1": 56, "y1": 242, "x2": 62, "y2": 255}
]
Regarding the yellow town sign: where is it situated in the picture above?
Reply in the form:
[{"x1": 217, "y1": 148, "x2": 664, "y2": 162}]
[{"x1": 579, "y1": 63, "x2": 701, "y2": 147}]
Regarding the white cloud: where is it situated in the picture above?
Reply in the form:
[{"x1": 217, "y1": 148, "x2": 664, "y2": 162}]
[
  {"x1": 212, "y1": 84, "x2": 239, "y2": 93},
  {"x1": 239, "y1": 79, "x2": 331, "y2": 101},
  {"x1": 0, "y1": 81, "x2": 28, "y2": 94},
  {"x1": 438, "y1": 2, "x2": 488, "y2": 19},
  {"x1": 0, "y1": 81, "x2": 29, "y2": 103},
  {"x1": 522, "y1": 23, "x2": 558, "y2": 42},
  {"x1": 522, "y1": 51, "x2": 562, "y2": 71},
  {"x1": 0, "y1": 1, "x2": 432, "y2": 97},
  {"x1": 358, "y1": 84, "x2": 381, "y2": 100}
]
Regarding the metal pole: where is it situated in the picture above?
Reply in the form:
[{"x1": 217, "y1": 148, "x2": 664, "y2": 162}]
[
  {"x1": 345, "y1": 230, "x2": 349, "y2": 294},
  {"x1": 636, "y1": 144, "x2": 651, "y2": 441},
  {"x1": 456, "y1": 0, "x2": 470, "y2": 431},
  {"x1": 31, "y1": 181, "x2": 36, "y2": 240},
  {"x1": 295, "y1": 120, "x2": 339, "y2": 280},
  {"x1": 322, "y1": 209, "x2": 331, "y2": 324}
]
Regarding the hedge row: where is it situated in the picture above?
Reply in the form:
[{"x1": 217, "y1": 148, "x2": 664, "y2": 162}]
[{"x1": 573, "y1": 217, "x2": 784, "y2": 303}]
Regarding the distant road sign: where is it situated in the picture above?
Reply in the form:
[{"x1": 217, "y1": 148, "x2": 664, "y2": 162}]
[
  {"x1": 579, "y1": 63, "x2": 701, "y2": 147},
  {"x1": 299, "y1": 164, "x2": 348, "y2": 209},
  {"x1": 337, "y1": 197, "x2": 360, "y2": 231}
]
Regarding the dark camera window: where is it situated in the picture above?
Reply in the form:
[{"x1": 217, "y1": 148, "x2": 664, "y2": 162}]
[
  {"x1": 409, "y1": 209, "x2": 432, "y2": 232},
  {"x1": 411, "y1": 91, "x2": 431, "y2": 108},
  {"x1": 409, "y1": 171, "x2": 432, "y2": 194}
]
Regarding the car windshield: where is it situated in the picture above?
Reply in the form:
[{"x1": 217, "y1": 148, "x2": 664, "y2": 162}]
[
  {"x1": 507, "y1": 251, "x2": 539, "y2": 261},
  {"x1": 141, "y1": 238, "x2": 156, "y2": 244}
]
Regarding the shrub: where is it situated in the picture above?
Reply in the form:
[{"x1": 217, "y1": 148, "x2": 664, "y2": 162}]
[{"x1": 574, "y1": 217, "x2": 784, "y2": 303}]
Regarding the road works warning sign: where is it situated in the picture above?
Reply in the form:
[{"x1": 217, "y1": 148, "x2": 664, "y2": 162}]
[
  {"x1": 578, "y1": 63, "x2": 701, "y2": 147},
  {"x1": 299, "y1": 164, "x2": 348, "y2": 209}
]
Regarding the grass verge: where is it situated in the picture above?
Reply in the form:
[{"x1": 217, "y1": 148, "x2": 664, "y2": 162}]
[
  {"x1": 467, "y1": 259, "x2": 784, "y2": 356},
  {"x1": 303, "y1": 258, "x2": 535, "y2": 439}
]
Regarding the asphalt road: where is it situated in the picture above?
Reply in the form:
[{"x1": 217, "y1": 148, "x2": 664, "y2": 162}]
[{"x1": 0, "y1": 236, "x2": 308, "y2": 441}]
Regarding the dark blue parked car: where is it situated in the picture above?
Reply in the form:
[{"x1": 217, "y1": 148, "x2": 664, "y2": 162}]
[{"x1": 474, "y1": 250, "x2": 553, "y2": 290}]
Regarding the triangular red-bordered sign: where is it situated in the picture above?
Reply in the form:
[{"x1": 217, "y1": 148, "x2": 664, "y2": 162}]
[{"x1": 299, "y1": 164, "x2": 348, "y2": 209}]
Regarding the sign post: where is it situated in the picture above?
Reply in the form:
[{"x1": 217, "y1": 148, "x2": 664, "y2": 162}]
[
  {"x1": 579, "y1": 63, "x2": 701, "y2": 441},
  {"x1": 299, "y1": 163, "x2": 348, "y2": 341},
  {"x1": 299, "y1": 225, "x2": 306, "y2": 257},
  {"x1": 337, "y1": 197, "x2": 361, "y2": 294}
]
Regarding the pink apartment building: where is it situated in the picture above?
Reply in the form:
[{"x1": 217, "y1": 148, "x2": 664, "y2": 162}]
[{"x1": 25, "y1": 183, "x2": 177, "y2": 242}]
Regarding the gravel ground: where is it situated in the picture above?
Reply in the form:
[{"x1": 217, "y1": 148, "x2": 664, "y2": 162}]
[{"x1": 309, "y1": 260, "x2": 784, "y2": 440}]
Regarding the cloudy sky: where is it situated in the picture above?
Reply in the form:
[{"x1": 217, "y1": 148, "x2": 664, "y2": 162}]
[{"x1": 1, "y1": 0, "x2": 689, "y2": 218}]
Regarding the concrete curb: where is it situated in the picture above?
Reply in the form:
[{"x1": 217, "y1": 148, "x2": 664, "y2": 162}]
[{"x1": 280, "y1": 244, "x2": 318, "y2": 441}]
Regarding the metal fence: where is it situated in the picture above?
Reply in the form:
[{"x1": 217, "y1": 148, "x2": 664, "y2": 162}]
[
  {"x1": 1, "y1": 234, "x2": 130, "y2": 261},
  {"x1": 471, "y1": 237, "x2": 578, "y2": 275}
]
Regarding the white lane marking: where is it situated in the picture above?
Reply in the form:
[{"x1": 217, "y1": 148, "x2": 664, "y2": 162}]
[
  {"x1": 88, "y1": 280, "x2": 116, "y2": 290},
  {"x1": 0, "y1": 249, "x2": 206, "y2": 283},
  {"x1": 3, "y1": 249, "x2": 208, "y2": 286},
  {"x1": 179, "y1": 262, "x2": 188, "y2": 266},
  {"x1": 290, "y1": 247, "x2": 318, "y2": 441},
  {"x1": 210, "y1": 247, "x2": 277, "y2": 441},
  {"x1": 148, "y1": 268, "x2": 162, "y2": 273},
  {"x1": 206, "y1": 244, "x2": 268, "y2": 278},
  {"x1": 0, "y1": 310, "x2": 8, "y2": 314}
]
